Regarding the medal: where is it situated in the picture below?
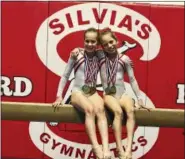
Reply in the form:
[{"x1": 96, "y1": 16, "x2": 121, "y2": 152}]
[
  {"x1": 82, "y1": 85, "x2": 91, "y2": 94},
  {"x1": 82, "y1": 85, "x2": 96, "y2": 94},
  {"x1": 105, "y1": 55, "x2": 118, "y2": 95},
  {"x1": 105, "y1": 87, "x2": 111, "y2": 95},
  {"x1": 83, "y1": 53, "x2": 99, "y2": 95},
  {"x1": 90, "y1": 87, "x2": 96, "y2": 94},
  {"x1": 110, "y1": 85, "x2": 116, "y2": 94},
  {"x1": 105, "y1": 86, "x2": 116, "y2": 95}
]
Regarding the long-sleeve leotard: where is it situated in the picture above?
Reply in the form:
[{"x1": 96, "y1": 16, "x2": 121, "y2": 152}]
[
  {"x1": 97, "y1": 51, "x2": 142, "y2": 100},
  {"x1": 56, "y1": 50, "x2": 97, "y2": 97}
]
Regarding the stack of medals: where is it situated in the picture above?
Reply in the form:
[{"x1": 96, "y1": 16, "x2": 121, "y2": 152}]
[
  {"x1": 82, "y1": 53, "x2": 98, "y2": 95},
  {"x1": 105, "y1": 55, "x2": 118, "y2": 95}
]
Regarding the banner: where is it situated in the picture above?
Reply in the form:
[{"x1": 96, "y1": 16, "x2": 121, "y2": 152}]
[{"x1": 1, "y1": 2, "x2": 184, "y2": 159}]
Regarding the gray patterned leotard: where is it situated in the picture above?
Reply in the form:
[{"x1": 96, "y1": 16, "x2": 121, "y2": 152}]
[
  {"x1": 56, "y1": 50, "x2": 99, "y2": 97},
  {"x1": 97, "y1": 51, "x2": 142, "y2": 100}
]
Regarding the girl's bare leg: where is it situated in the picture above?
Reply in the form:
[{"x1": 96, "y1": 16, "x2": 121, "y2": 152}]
[
  {"x1": 104, "y1": 95, "x2": 125, "y2": 158},
  {"x1": 71, "y1": 92, "x2": 103, "y2": 159},
  {"x1": 119, "y1": 95, "x2": 135, "y2": 159},
  {"x1": 88, "y1": 93, "x2": 111, "y2": 159}
]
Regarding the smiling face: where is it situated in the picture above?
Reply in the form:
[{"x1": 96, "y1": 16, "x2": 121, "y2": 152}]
[
  {"x1": 84, "y1": 31, "x2": 98, "y2": 53},
  {"x1": 99, "y1": 31, "x2": 118, "y2": 55}
]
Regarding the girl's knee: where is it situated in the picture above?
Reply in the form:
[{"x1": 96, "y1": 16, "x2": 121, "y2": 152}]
[
  {"x1": 125, "y1": 107, "x2": 135, "y2": 119},
  {"x1": 95, "y1": 106, "x2": 105, "y2": 117},
  {"x1": 97, "y1": 105, "x2": 105, "y2": 113},
  {"x1": 85, "y1": 106, "x2": 95, "y2": 116},
  {"x1": 114, "y1": 109, "x2": 123, "y2": 118}
]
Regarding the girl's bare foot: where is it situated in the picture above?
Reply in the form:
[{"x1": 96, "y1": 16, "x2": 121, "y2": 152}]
[
  {"x1": 92, "y1": 146, "x2": 104, "y2": 159},
  {"x1": 116, "y1": 149, "x2": 125, "y2": 159},
  {"x1": 103, "y1": 150, "x2": 112, "y2": 159},
  {"x1": 123, "y1": 150, "x2": 132, "y2": 159}
]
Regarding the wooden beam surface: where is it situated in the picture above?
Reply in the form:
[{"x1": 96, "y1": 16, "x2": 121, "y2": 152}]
[{"x1": 1, "y1": 101, "x2": 184, "y2": 128}]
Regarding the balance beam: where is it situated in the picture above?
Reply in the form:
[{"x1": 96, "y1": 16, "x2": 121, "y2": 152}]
[{"x1": 1, "y1": 101, "x2": 184, "y2": 128}]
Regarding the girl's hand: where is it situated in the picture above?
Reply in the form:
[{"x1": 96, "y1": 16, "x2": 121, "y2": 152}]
[{"x1": 52, "y1": 97, "x2": 63, "y2": 112}]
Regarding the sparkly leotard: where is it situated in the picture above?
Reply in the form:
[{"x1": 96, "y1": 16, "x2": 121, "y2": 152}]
[
  {"x1": 56, "y1": 44, "x2": 140, "y2": 99},
  {"x1": 97, "y1": 50, "x2": 142, "y2": 100},
  {"x1": 56, "y1": 50, "x2": 99, "y2": 97}
]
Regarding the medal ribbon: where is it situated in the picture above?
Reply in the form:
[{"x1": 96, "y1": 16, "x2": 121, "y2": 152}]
[
  {"x1": 106, "y1": 55, "x2": 118, "y2": 86},
  {"x1": 84, "y1": 53, "x2": 99, "y2": 86}
]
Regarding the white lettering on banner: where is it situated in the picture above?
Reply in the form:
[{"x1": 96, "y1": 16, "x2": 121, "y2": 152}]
[
  {"x1": 177, "y1": 84, "x2": 185, "y2": 104},
  {"x1": 35, "y1": 3, "x2": 161, "y2": 77},
  {"x1": 37, "y1": 132, "x2": 148, "y2": 158},
  {"x1": 1, "y1": 76, "x2": 33, "y2": 97}
]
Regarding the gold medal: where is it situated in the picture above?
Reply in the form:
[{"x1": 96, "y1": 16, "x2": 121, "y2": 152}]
[
  {"x1": 110, "y1": 85, "x2": 116, "y2": 94},
  {"x1": 105, "y1": 87, "x2": 111, "y2": 95},
  {"x1": 90, "y1": 87, "x2": 96, "y2": 94},
  {"x1": 82, "y1": 85, "x2": 91, "y2": 94},
  {"x1": 105, "y1": 55, "x2": 118, "y2": 95}
]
